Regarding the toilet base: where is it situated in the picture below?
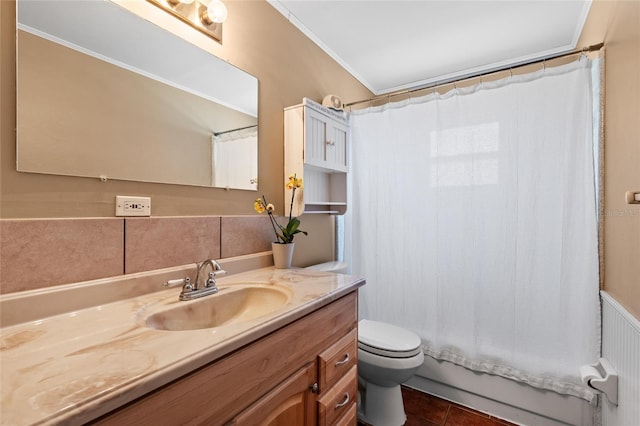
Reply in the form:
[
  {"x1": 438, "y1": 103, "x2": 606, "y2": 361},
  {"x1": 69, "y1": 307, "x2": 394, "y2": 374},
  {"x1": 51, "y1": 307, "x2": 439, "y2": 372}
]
[{"x1": 357, "y1": 381, "x2": 406, "y2": 426}]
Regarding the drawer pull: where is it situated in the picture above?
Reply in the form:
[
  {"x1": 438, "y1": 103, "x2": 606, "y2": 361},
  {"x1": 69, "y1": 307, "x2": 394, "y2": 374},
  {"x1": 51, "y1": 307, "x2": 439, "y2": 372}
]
[
  {"x1": 335, "y1": 353, "x2": 350, "y2": 366},
  {"x1": 335, "y1": 392, "x2": 350, "y2": 409}
]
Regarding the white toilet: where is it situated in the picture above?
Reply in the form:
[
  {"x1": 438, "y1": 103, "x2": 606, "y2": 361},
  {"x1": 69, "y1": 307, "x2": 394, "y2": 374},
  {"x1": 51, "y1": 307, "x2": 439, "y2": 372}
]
[
  {"x1": 305, "y1": 262, "x2": 424, "y2": 426},
  {"x1": 357, "y1": 319, "x2": 424, "y2": 426}
]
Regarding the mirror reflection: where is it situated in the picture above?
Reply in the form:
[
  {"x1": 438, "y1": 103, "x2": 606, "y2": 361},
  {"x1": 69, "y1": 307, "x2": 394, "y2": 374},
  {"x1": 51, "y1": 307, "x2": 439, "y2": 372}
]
[{"x1": 16, "y1": 0, "x2": 258, "y2": 191}]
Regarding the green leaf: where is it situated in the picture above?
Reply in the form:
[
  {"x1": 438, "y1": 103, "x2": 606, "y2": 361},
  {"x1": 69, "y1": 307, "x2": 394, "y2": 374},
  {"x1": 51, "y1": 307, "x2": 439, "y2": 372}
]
[{"x1": 285, "y1": 218, "x2": 300, "y2": 235}]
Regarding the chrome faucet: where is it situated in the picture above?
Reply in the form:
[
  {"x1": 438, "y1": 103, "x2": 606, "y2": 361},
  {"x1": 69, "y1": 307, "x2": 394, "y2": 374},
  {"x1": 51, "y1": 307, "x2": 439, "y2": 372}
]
[{"x1": 164, "y1": 259, "x2": 227, "y2": 301}]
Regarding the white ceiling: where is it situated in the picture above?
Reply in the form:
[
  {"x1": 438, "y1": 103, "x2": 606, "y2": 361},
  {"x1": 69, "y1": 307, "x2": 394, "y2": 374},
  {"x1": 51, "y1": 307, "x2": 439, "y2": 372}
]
[{"x1": 268, "y1": 0, "x2": 592, "y2": 95}]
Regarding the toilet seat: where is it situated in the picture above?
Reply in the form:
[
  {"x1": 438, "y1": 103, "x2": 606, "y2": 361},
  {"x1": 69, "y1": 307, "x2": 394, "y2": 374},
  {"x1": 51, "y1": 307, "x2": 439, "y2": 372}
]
[{"x1": 358, "y1": 319, "x2": 422, "y2": 358}]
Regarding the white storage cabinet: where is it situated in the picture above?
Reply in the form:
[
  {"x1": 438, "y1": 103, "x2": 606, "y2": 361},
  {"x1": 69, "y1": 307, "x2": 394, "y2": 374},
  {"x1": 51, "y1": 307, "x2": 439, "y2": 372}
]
[{"x1": 284, "y1": 98, "x2": 349, "y2": 216}]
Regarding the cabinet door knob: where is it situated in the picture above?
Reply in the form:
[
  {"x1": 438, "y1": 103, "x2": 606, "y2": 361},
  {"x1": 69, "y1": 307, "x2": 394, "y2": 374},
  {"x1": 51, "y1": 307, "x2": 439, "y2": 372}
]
[
  {"x1": 310, "y1": 383, "x2": 319, "y2": 393},
  {"x1": 335, "y1": 353, "x2": 350, "y2": 366},
  {"x1": 335, "y1": 392, "x2": 350, "y2": 409}
]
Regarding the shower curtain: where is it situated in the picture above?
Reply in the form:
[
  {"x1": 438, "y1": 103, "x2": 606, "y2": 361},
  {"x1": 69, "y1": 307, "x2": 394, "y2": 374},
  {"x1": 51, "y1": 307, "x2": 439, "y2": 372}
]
[
  {"x1": 211, "y1": 126, "x2": 258, "y2": 190},
  {"x1": 345, "y1": 58, "x2": 600, "y2": 401}
]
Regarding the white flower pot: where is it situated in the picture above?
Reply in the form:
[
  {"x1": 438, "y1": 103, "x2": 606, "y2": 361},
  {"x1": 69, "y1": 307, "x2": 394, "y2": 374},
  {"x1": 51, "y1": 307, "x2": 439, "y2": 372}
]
[{"x1": 272, "y1": 242, "x2": 294, "y2": 269}]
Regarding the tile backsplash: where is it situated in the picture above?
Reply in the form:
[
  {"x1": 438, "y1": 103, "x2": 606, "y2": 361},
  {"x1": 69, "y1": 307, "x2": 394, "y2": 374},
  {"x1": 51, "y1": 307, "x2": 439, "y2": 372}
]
[
  {"x1": 0, "y1": 216, "x2": 273, "y2": 294},
  {"x1": 124, "y1": 217, "x2": 222, "y2": 274}
]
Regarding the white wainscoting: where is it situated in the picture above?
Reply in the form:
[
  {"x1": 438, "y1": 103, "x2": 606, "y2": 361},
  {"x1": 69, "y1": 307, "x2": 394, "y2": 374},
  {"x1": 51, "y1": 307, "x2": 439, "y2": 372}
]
[{"x1": 601, "y1": 291, "x2": 640, "y2": 426}]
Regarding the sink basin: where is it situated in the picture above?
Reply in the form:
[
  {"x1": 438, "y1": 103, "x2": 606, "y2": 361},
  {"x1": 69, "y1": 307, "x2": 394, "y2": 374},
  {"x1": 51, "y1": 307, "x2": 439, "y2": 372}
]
[{"x1": 146, "y1": 285, "x2": 292, "y2": 331}]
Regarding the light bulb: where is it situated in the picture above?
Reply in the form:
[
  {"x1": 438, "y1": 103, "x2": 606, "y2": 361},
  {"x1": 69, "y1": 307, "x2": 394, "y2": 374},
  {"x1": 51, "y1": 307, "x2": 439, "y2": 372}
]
[{"x1": 207, "y1": 0, "x2": 227, "y2": 23}]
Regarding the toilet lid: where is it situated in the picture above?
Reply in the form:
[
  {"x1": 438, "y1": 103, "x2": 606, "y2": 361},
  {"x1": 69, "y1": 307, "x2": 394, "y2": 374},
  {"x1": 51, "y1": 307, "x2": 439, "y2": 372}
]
[{"x1": 358, "y1": 319, "x2": 423, "y2": 358}]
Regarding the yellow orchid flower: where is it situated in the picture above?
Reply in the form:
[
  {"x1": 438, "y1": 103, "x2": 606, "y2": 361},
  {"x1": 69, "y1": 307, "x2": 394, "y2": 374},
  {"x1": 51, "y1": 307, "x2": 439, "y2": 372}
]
[
  {"x1": 286, "y1": 174, "x2": 303, "y2": 190},
  {"x1": 253, "y1": 174, "x2": 308, "y2": 244},
  {"x1": 254, "y1": 198, "x2": 265, "y2": 213}
]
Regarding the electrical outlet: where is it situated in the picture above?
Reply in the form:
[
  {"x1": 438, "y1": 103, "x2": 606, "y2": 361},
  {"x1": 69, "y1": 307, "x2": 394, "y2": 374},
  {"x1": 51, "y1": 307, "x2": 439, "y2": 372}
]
[{"x1": 115, "y1": 196, "x2": 151, "y2": 216}]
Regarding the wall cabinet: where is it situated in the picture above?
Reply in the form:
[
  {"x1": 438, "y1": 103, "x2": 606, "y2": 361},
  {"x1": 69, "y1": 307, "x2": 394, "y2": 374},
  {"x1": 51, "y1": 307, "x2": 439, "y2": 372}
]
[
  {"x1": 92, "y1": 292, "x2": 358, "y2": 426},
  {"x1": 302, "y1": 106, "x2": 349, "y2": 172},
  {"x1": 284, "y1": 98, "x2": 350, "y2": 216}
]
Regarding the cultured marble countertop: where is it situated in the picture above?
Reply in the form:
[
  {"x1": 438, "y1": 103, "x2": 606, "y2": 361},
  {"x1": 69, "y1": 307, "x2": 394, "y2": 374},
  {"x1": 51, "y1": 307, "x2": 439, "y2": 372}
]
[{"x1": 0, "y1": 266, "x2": 365, "y2": 426}]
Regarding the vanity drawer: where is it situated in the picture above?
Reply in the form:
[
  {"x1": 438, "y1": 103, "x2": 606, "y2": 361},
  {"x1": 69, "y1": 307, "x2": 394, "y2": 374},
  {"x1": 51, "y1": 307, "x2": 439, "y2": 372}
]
[
  {"x1": 334, "y1": 402, "x2": 357, "y2": 426},
  {"x1": 318, "y1": 328, "x2": 357, "y2": 391},
  {"x1": 317, "y1": 366, "x2": 357, "y2": 426}
]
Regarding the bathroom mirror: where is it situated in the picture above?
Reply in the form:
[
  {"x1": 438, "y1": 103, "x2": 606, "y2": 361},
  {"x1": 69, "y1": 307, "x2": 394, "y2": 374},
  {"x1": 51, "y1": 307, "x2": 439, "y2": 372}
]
[{"x1": 16, "y1": 0, "x2": 258, "y2": 191}]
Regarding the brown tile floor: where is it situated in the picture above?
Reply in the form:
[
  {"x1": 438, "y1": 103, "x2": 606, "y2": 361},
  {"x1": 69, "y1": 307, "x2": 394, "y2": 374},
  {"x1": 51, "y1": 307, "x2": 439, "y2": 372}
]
[{"x1": 358, "y1": 386, "x2": 517, "y2": 426}]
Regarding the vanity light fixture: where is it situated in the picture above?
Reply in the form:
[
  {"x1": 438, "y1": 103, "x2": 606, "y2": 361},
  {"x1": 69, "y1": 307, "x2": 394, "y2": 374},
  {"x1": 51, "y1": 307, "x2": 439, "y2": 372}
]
[
  {"x1": 147, "y1": 0, "x2": 227, "y2": 43},
  {"x1": 201, "y1": 0, "x2": 228, "y2": 24}
]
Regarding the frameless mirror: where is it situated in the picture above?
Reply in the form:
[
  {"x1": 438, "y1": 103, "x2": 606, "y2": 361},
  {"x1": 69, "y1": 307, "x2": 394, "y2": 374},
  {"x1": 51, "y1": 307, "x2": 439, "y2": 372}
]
[{"x1": 16, "y1": 0, "x2": 258, "y2": 191}]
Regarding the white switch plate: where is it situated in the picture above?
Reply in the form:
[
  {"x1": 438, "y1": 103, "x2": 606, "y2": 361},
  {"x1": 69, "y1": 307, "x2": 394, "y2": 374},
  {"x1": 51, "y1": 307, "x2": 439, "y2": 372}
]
[{"x1": 115, "y1": 196, "x2": 151, "y2": 216}]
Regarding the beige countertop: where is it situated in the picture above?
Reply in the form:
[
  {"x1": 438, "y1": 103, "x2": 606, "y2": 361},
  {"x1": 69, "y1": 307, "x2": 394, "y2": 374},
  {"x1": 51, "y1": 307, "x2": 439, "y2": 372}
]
[{"x1": 0, "y1": 263, "x2": 365, "y2": 425}]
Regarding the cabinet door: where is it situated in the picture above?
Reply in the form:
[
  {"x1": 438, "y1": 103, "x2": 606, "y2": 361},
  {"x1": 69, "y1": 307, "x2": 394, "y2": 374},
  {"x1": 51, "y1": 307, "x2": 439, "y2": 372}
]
[
  {"x1": 230, "y1": 362, "x2": 317, "y2": 426},
  {"x1": 303, "y1": 105, "x2": 349, "y2": 173},
  {"x1": 326, "y1": 120, "x2": 348, "y2": 172},
  {"x1": 304, "y1": 107, "x2": 330, "y2": 169}
]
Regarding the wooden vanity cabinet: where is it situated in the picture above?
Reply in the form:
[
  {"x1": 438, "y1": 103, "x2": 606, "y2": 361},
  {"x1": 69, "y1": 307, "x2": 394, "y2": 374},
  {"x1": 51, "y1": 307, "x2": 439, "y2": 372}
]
[{"x1": 92, "y1": 291, "x2": 358, "y2": 426}]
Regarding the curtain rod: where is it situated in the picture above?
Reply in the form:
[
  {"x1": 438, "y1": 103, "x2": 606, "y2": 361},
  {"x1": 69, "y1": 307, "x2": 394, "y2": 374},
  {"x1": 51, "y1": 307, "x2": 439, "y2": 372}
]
[
  {"x1": 213, "y1": 124, "x2": 257, "y2": 136},
  {"x1": 344, "y1": 42, "x2": 604, "y2": 109}
]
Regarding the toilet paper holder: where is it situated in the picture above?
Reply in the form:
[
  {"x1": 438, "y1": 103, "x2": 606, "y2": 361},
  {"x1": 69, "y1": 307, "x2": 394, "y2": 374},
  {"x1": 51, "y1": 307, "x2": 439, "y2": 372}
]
[{"x1": 580, "y1": 357, "x2": 618, "y2": 405}]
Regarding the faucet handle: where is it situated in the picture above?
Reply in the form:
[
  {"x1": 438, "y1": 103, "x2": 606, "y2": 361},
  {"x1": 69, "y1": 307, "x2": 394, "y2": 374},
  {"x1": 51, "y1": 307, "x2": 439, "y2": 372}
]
[
  {"x1": 212, "y1": 269, "x2": 227, "y2": 278},
  {"x1": 205, "y1": 270, "x2": 226, "y2": 288},
  {"x1": 165, "y1": 277, "x2": 186, "y2": 288},
  {"x1": 165, "y1": 277, "x2": 194, "y2": 292},
  {"x1": 205, "y1": 272, "x2": 217, "y2": 288}
]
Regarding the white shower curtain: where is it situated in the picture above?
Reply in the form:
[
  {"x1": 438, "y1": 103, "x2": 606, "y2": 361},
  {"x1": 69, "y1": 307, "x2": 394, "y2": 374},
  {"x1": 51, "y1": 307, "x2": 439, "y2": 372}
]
[
  {"x1": 345, "y1": 59, "x2": 600, "y2": 401},
  {"x1": 212, "y1": 126, "x2": 258, "y2": 190}
]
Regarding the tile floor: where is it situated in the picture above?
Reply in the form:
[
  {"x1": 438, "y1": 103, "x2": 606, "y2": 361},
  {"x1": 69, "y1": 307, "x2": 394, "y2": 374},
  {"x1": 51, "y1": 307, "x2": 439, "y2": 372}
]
[{"x1": 358, "y1": 386, "x2": 517, "y2": 426}]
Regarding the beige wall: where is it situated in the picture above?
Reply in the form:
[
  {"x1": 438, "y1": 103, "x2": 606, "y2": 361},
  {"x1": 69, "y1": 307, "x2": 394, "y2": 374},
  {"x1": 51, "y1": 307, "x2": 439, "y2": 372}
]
[
  {"x1": 1, "y1": 0, "x2": 372, "y2": 266},
  {"x1": 579, "y1": 0, "x2": 640, "y2": 319},
  {"x1": 3, "y1": 0, "x2": 638, "y2": 316},
  {"x1": 1, "y1": 1, "x2": 371, "y2": 218}
]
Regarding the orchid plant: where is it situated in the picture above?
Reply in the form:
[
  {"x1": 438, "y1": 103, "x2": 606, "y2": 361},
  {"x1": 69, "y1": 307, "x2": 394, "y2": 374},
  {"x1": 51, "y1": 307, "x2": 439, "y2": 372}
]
[{"x1": 254, "y1": 174, "x2": 308, "y2": 244}]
